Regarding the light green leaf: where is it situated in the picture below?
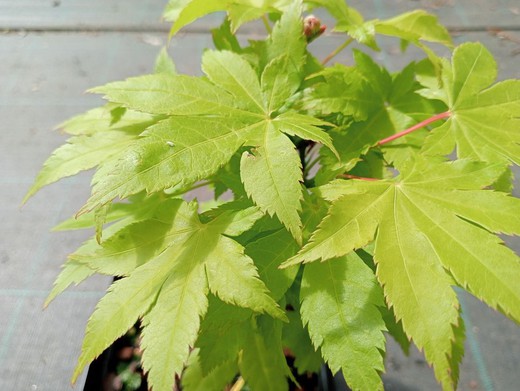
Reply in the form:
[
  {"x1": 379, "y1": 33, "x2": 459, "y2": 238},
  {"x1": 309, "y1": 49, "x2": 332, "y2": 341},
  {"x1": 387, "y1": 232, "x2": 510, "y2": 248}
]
[
  {"x1": 23, "y1": 130, "x2": 139, "y2": 203},
  {"x1": 53, "y1": 194, "x2": 160, "y2": 231},
  {"x1": 282, "y1": 183, "x2": 387, "y2": 266},
  {"x1": 205, "y1": 204, "x2": 264, "y2": 236},
  {"x1": 72, "y1": 248, "x2": 176, "y2": 383},
  {"x1": 380, "y1": 304, "x2": 411, "y2": 355},
  {"x1": 182, "y1": 350, "x2": 237, "y2": 391},
  {"x1": 211, "y1": 18, "x2": 242, "y2": 52},
  {"x1": 169, "y1": 0, "x2": 228, "y2": 36},
  {"x1": 284, "y1": 158, "x2": 520, "y2": 387},
  {"x1": 423, "y1": 43, "x2": 520, "y2": 165},
  {"x1": 80, "y1": 116, "x2": 248, "y2": 214},
  {"x1": 202, "y1": 50, "x2": 265, "y2": 113},
  {"x1": 205, "y1": 233, "x2": 286, "y2": 320},
  {"x1": 282, "y1": 308, "x2": 323, "y2": 375},
  {"x1": 44, "y1": 260, "x2": 95, "y2": 308},
  {"x1": 245, "y1": 228, "x2": 299, "y2": 301},
  {"x1": 163, "y1": 0, "x2": 192, "y2": 22},
  {"x1": 154, "y1": 47, "x2": 177, "y2": 75},
  {"x1": 261, "y1": 55, "x2": 301, "y2": 113},
  {"x1": 274, "y1": 112, "x2": 337, "y2": 157},
  {"x1": 375, "y1": 10, "x2": 452, "y2": 47},
  {"x1": 374, "y1": 195, "x2": 461, "y2": 389},
  {"x1": 241, "y1": 125, "x2": 303, "y2": 243},
  {"x1": 94, "y1": 204, "x2": 109, "y2": 243},
  {"x1": 57, "y1": 105, "x2": 157, "y2": 136},
  {"x1": 267, "y1": 1, "x2": 305, "y2": 66},
  {"x1": 303, "y1": 65, "x2": 370, "y2": 121},
  {"x1": 140, "y1": 252, "x2": 208, "y2": 391},
  {"x1": 89, "y1": 74, "x2": 255, "y2": 118},
  {"x1": 71, "y1": 199, "x2": 195, "y2": 276},
  {"x1": 240, "y1": 317, "x2": 289, "y2": 391},
  {"x1": 45, "y1": 202, "x2": 161, "y2": 307},
  {"x1": 196, "y1": 297, "x2": 251, "y2": 373},
  {"x1": 300, "y1": 253, "x2": 386, "y2": 391}
]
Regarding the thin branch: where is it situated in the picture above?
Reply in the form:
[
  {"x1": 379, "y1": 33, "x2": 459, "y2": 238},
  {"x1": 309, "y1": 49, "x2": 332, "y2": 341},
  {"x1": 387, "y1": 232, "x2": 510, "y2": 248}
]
[
  {"x1": 322, "y1": 37, "x2": 354, "y2": 65},
  {"x1": 378, "y1": 111, "x2": 451, "y2": 146},
  {"x1": 262, "y1": 15, "x2": 272, "y2": 34}
]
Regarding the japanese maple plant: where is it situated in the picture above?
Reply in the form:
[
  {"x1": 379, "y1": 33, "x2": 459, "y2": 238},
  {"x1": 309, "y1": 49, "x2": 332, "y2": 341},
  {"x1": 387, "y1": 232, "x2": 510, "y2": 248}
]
[{"x1": 24, "y1": 1, "x2": 520, "y2": 390}]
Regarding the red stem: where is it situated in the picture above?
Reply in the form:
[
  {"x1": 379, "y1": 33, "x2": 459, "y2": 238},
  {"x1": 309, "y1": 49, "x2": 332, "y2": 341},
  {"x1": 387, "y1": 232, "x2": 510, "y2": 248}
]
[
  {"x1": 339, "y1": 174, "x2": 380, "y2": 181},
  {"x1": 377, "y1": 111, "x2": 451, "y2": 146}
]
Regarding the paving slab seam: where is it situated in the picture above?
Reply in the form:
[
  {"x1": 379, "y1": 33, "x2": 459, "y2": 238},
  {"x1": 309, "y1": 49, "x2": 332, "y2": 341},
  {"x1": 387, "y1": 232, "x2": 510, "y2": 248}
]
[{"x1": 2, "y1": 25, "x2": 520, "y2": 35}]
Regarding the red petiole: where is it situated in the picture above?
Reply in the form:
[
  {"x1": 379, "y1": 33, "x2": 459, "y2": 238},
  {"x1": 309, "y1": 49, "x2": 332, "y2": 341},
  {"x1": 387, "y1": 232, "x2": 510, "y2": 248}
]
[
  {"x1": 339, "y1": 174, "x2": 380, "y2": 181},
  {"x1": 339, "y1": 111, "x2": 452, "y2": 181},
  {"x1": 377, "y1": 111, "x2": 451, "y2": 146}
]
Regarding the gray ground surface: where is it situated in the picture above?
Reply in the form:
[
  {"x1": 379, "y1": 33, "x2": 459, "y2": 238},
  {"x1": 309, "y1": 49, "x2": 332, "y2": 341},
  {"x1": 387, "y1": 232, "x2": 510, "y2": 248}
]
[{"x1": 0, "y1": 1, "x2": 519, "y2": 390}]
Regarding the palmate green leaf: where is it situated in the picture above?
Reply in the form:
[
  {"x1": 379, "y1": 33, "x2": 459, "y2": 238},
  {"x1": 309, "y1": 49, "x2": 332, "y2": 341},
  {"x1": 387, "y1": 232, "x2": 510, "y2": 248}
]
[
  {"x1": 57, "y1": 104, "x2": 157, "y2": 136},
  {"x1": 304, "y1": 65, "x2": 368, "y2": 120},
  {"x1": 285, "y1": 159, "x2": 520, "y2": 389},
  {"x1": 89, "y1": 73, "x2": 255, "y2": 118},
  {"x1": 182, "y1": 349, "x2": 237, "y2": 391},
  {"x1": 203, "y1": 203, "x2": 263, "y2": 236},
  {"x1": 245, "y1": 228, "x2": 299, "y2": 301},
  {"x1": 261, "y1": 55, "x2": 301, "y2": 113},
  {"x1": 266, "y1": 1, "x2": 305, "y2": 64},
  {"x1": 205, "y1": 234, "x2": 286, "y2": 320},
  {"x1": 423, "y1": 43, "x2": 520, "y2": 165},
  {"x1": 140, "y1": 247, "x2": 208, "y2": 391},
  {"x1": 72, "y1": 245, "x2": 177, "y2": 383},
  {"x1": 375, "y1": 201, "x2": 461, "y2": 390},
  {"x1": 314, "y1": 54, "x2": 442, "y2": 181},
  {"x1": 380, "y1": 303, "x2": 411, "y2": 355},
  {"x1": 282, "y1": 307, "x2": 323, "y2": 375},
  {"x1": 23, "y1": 129, "x2": 140, "y2": 203},
  {"x1": 85, "y1": 30, "x2": 332, "y2": 241},
  {"x1": 71, "y1": 199, "x2": 193, "y2": 276},
  {"x1": 241, "y1": 125, "x2": 304, "y2": 244},
  {"x1": 273, "y1": 112, "x2": 337, "y2": 157},
  {"x1": 300, "y1": 253, "x2": 386, "y2": 391},
  {"x1": 44, "y1": 260, "x2": 95, "y2": 308},
  {"x1": 79, "y1": 116, "x2": 249, "y2": 215},
  {"x1": 239, "y1": 316, "x2": 289, "y2": 391},
  {"x1": 374, "y1": 10, "x2": 452, "y2": 47},
  {"x1": 211, "y1": 18, "x2": 242, "y2": 53},
  {"x1": 163, "y1": 0, "x2": 192, "y2": 22},
  {"x1": 53, "y1": 192, "x2": 160, "y2": 231},
  {"x1": 45, "y1": 204, "x2": 161, "y2": 307},
  {"x1": 196, "y1": 297, "x2": 251, "y2": 373},
  {"x1": 168, "y1": 0, "x2": 227, "y2": 35},
  {"x1": 154, "y1": 47, "x2": 177, "y2": 75},
  {"x1": 168, "y1": 0, "x2": 294, "y2": 35},
  {"x1": 72, "y1": 199, "x2": 285, "y2": 389},
  {"x1": 202, "y1": 50, "x2": 265, "y2": 113}
]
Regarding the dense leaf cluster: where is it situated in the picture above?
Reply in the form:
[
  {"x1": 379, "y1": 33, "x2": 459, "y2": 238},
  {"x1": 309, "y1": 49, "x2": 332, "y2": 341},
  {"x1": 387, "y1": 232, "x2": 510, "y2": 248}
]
[{"x1": 25, "y1": 1, "x2": 520, "y2": 390}]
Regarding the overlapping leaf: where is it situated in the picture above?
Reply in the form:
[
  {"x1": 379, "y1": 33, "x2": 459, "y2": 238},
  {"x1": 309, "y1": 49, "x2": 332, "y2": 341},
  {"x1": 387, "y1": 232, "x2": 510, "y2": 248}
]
[
  {"x1": 72, "y1": 200, "x2": 284, "y2": 389},
  {"x1": 239, "y1": 316, "x2": 290, "y2": 391},
  {"x1": 423, "y1": 42, "x2": 520, "y2": 165},
  {"x1": 306, "y1": 1, "x2": 451, "y2": 55},
  {"x1": 300, "y1": 252, "x2": 386, "y2": 391},
  {"x1": 167, "y1": 0, "x2": 295, "y2": 35},
  {"x1": 284, "y1": 158, "x2": 520, "y2": 389},
  {"x1": 82, "y1": 7, "x2": 337, "y2": 244},
  {"x1": 311, "y1": 53, "x2": 442, "y2": 182}
]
